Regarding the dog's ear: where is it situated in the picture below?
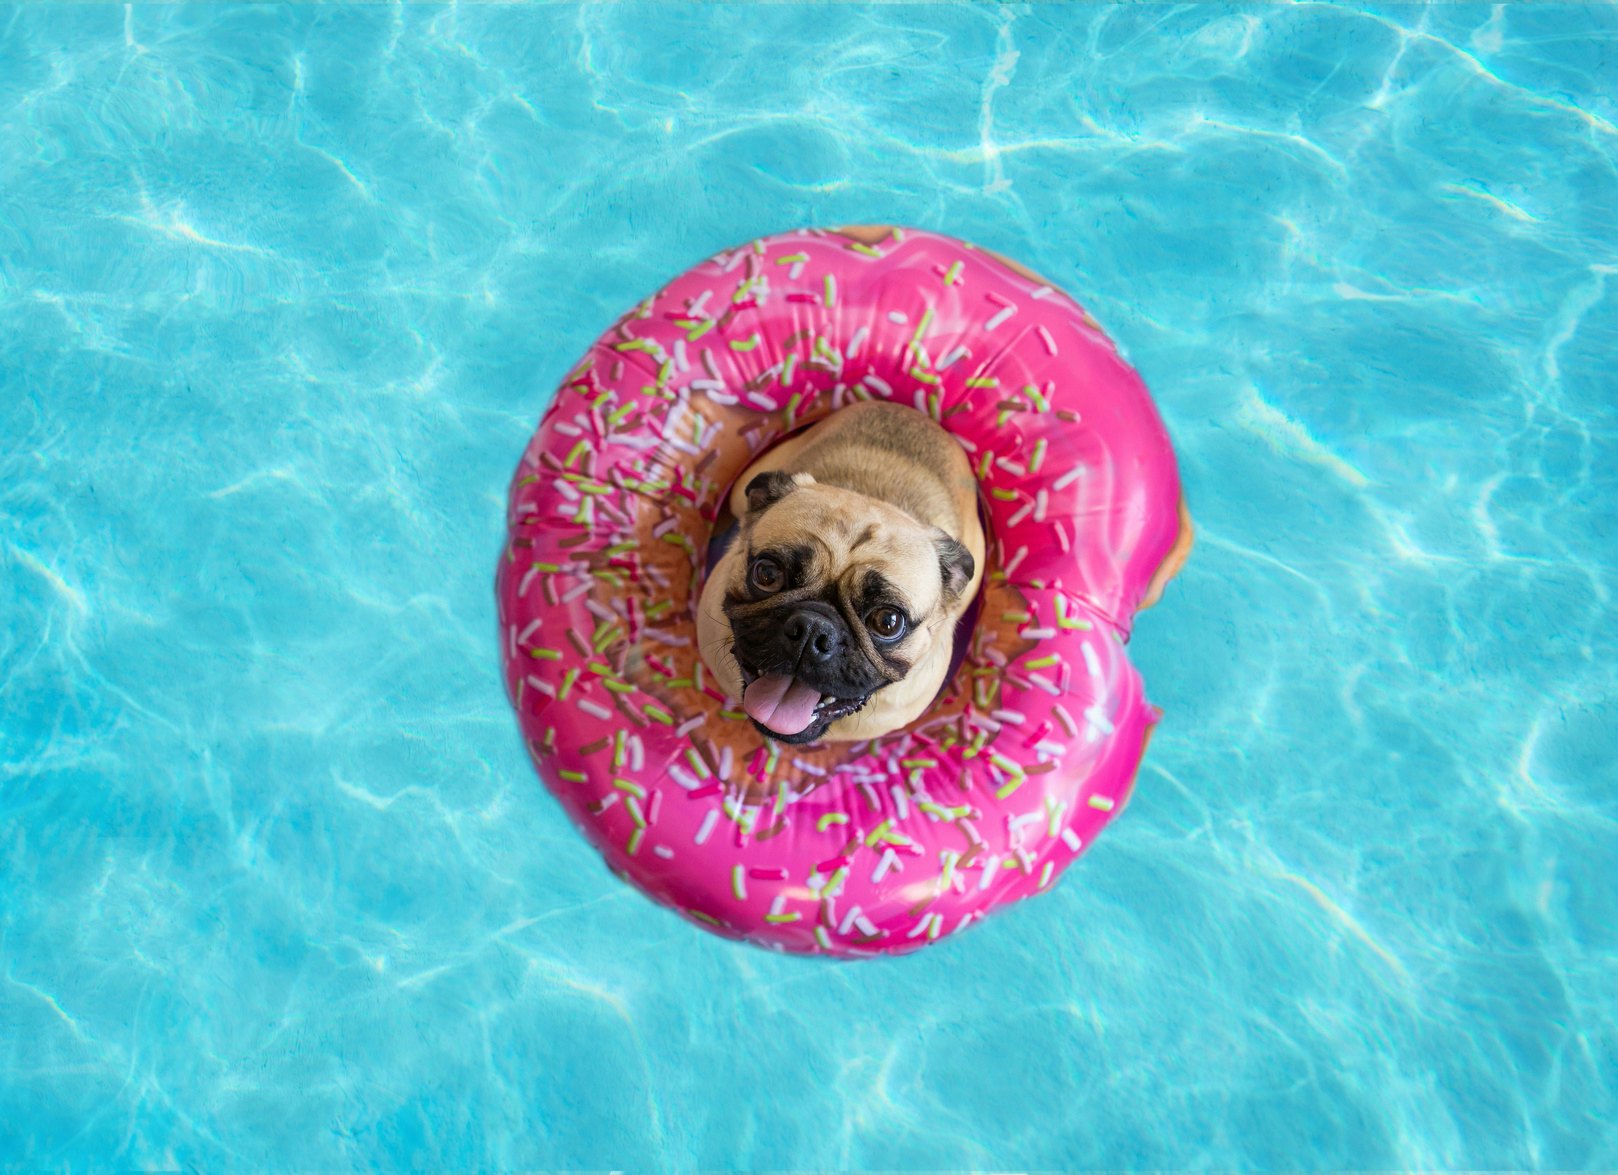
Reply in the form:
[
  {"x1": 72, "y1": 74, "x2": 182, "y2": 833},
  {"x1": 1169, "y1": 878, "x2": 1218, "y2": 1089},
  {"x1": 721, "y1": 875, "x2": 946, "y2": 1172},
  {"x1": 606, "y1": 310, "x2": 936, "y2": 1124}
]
[
  {"x1": 934, "y1": 530, "x2": 975, "y2": 602},
  {"x1": 744, "y1": 471, "x2": 813, "y2": 515}
]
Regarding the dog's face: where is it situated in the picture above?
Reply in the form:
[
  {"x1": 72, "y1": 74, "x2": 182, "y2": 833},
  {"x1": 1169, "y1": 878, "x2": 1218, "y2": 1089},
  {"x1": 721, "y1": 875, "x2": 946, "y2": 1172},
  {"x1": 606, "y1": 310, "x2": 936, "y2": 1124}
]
[{"x1": 717, "y1": 471, "x2": 974, "y2": 745}]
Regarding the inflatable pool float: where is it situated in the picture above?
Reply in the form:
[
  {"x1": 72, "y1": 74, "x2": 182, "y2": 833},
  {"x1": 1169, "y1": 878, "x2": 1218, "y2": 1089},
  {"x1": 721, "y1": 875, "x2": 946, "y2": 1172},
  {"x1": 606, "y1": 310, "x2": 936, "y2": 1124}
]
[{"x1": 497, "y1": 226, "x2": 1187, "y2": 955}]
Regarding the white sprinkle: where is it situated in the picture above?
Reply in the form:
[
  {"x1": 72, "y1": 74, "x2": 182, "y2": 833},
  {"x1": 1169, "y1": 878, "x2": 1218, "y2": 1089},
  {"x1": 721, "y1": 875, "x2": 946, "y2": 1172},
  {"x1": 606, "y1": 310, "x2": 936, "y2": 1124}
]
[
  {"x1": 745, "y1": 392, "x2": 777, "y2": 411},
  {"x1": 954, "y1": 435, "x2": 978, "y2": 452},
  {"x1": 1055, "y1": 522, "x2": 1071, "y2": 553},
  {"x1": 669, "y1": 764, "x2": 700, "y2": 791},
  {"x1": 1006, "y1": 500, "x2": 1034, "y2": 527},
  {"x1": 872, "y1": 848, "x2": 901, "y2": 883},
  {"x1": 981, "y1": 647, "x2": 1007, "y2": 668},
  {"x1": 905, "y1": 916, "x2": 931, "y2": 939},
  {"x1": 788, "y1": 261, "x2": 805, "y2": 281},
  {"x1": 561, "y1": 579, "x2": 593, "y2": 604},
  {"x1": 890, "y1": 785, "x2": 910, "y2": 820},
  {"x1": 989, "y1": 709, "x2": 1026, "y2": 726},
  {"x1": 577, "y1": 699, "x2": 612, "y2": 721},
  {"x1": 719, "y1": 746, "x2": 733, "y2": 779},
  {"x1": 1085, "y1": 703, "x2": 1115, "y2": 738},
  {"x1": 1031, "y1": 285, "x2": 1053, "y2": 300},
  {"x1": 674, "y1": 338, "x2": 689, "y2": 373},
  {"x1": 1037, "y1": 326, "x2": 1058, "y2": 356},
  {"x1": 517, "y1": 566, "x2": 539, "y2": 597},
  {"x1": 1028, "y1": 673, "x2": 1061, "y2": 697},
  {"x1": 839, "y1": 904, "x2": 862, "y2": 935},
  {"x1": 525, "y1": 674, "x2": 555, "y2": 698},
  {"x1": 996, "y1": 458, "x2": 1029, "y2": 478},
  {"x1": 984, "y1": 305, "x2": 1016, "y2": 331},
  {"x1": 708, "y1": 391, "x2": 740, "y2": 407},
  {"x1": 939, "y1": 345, "x2": 969, "y2": 369},
  {"x1": 554, "y1": 421, "x2": 582, "y2": 437},
  {"x1": 1022, "y1": 627, "x2": 1056, "y2": 640},
  {"x1": 791, "y1": 758, "x2": 827, "y2": 777},
  {"x1": 585, "y1": 599, "x2": 616, "y2": 623},
  {"x1": 663, "y1": 436, "x2": 701, "y2": 456},
  {"x1": 653, "y1": 844, "x2": 675, "y2": 859},
  {"x1": 886, "y1": 310, "x2": 908, "y2": 324},
  {"x1": 1053, "y1": 465, "x2": 1084, "y2": 492},
  {"x1": 702, "y1": 348, "x2": 722, "y2": 380},
  {"x1": 674, "y1": 714, "x2": 706, "y2": 739},
  {"x1": 847, "y1": 326, "x2": 869, "y2": 358},
  {"x1": 629, "y1": 735, "x2": 645, "y2": 772},
  {"x1": 1003, "y1": 546, "x2": 1028, "y2": 577},
  {"x1": 643, "y1": 630, "x2": 691, "y2": 646},
  {"x1": 689, "y1": 378, "x2": 724, "y2": 392},
  {"x1": 853, "y1": 914, "x2": 879, "y2": 937},
  {"x1": 695, "y1": 809, "x2": 719, "y2": 845},
  {"x1": 593, "y1": 793, "x2": 619, "y2": 814},
  {"x1": 769, "y1": 893, "x2": 789, "y2": 916},
  {"x1": 553, "y1": 478, "x2": 580, "y2": 502},
  {"x1": 689, "y1": 290, "x2": 712, "y2": 315},
  {"x1": 653, "y1": 517, "x2": 679, "y2": 539},
  {"x1": 1082, "y1": 642, "x2": 1102, "y2": 680},
  {"x1": 1035, "y1": 740, "x2": 1067, "y2": 757},
  {"x1": 1061, "y1": 828, "x2": 1082, "y2": 852},
  {"x1": 978, "y1": 855, "x2": 1001, "y2": 891},
  {"x1": 912, "y1": 388, "x2": 928, "y2": 414},
  {"x1": 862, "y1": 373, "x2": 892, "y2": 397},
  {"x1": 1034, "y1": 489, "x2": 1049, "y2": 522},
  {"x1": 1039, "y1": 861, "x2": 1054, "y2": 888},
  {"x1": 1009, "y1": 811, "x2": 1042, "y2": 834}
]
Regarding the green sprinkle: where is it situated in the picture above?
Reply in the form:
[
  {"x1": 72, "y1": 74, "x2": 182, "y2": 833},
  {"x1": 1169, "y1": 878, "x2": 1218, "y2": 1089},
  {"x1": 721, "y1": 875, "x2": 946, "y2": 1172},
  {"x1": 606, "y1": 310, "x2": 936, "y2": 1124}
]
[
  {"x1": 606, "y1": 402, "x2": 636, "y2": 428},
  {"x1": 775, "y1": 252, "x2": 808, "y2": 265},
  {"x1": 731, "y1": 865, "x2": 747, "y2": 901},
  {"x1": 719, "y1": 709, "x2": 746, "y2": 722},
  {"x1": 1088, "y1": 795, "x2": 1116, "y2": 812},
  {"x1": 644, "y1": 705, "x2": 673, "y2": 726},
  {"x1": 1030, "y1": 438, "x2": 1048, "y2": 473},
  {"x1": 686, "y1": 319, "x2": 715, "y2": 341},
  {"x1": 1025, "y1": 383, "x2": 1049, "y2": 411},
  {"x1": 564, "y1": 441, "x2": 590, "y2": 468},
  {"x1": 865, "y1": 820, "x2": 893, "y2": 848},
  {"x1": 558, "y1": 769, "x2": 587, "y2": 784},
  {"x1": 685, "y1": 748, "x2": 711, "y2": 779},
  {"x1": 995, "y1": 777, "x2": 1025, "y2": 800},
  {"x1": 1024, "y1": 654, "x2": 1060, "y2": 670},
  {"x1": 816, "y1": 812, "x2": 850, "y2": 832},
  {"x1": 965, "y1": 377, "x2": 998, "y2": 389},
  {"x1": 764, "y1": 912, "x2": 802, "y2": 924},
  {"x1": 626, "y1": 827, "x2": 645, "y2": 856},
  {"x1": 848, "y1": 241, "x2": 881, "y2": 257},
  {"x1": 943, "y1": 260, "x2": 963, "y2": 286},
  {"x1": 910, "y1": 366, "x2": 940, "y2": 385},
  {"x1": 602, "y1": 679, "x2": 633, "y2": 694},
  {"x1": 558, "y1": 668, "x2": 579, "y2": 700},
  {"x1": 614, "y1": 777, "x2": 646, "y2": 799},
  {"x1": 531, "y1": 561, "x2": 562, "y2": 574},
  {"x1": 824, "y1": 274, "x2": 836, "y2": 306},
  {"x1": 989, "y1": 487, "x2": 1017, "y2": 501},
  {"x1": 909, "y1": 306, "x2": 935, "y2": 353},
  {"x1": 729, "y1": 335, "x2": 761, "y2": 352},
  {"x1": 900, "y1": 758, "x2": 938, "y2": 769},
  {"x1": 526, "y1": 646, "x2": 562, "y2": 661},
  {"x1": 688, "y1": 909, "x2": 722, "y2": 926},
  {"x1": 613, "y1": 339, "x2": 659, "y2": 354}
]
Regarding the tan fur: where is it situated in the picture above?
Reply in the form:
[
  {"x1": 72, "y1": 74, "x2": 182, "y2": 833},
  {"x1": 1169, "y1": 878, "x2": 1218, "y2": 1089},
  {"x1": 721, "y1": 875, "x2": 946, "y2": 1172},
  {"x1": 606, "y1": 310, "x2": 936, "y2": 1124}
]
[{"x1": 698, "y1": 402, "x2": 985, "y2": 742}]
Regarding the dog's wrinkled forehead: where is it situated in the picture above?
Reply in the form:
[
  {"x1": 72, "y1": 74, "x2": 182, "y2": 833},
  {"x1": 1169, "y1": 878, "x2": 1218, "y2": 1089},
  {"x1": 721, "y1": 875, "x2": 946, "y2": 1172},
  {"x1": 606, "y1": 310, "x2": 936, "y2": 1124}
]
[{"x1": 746, "y1": 482, "x2": 945, "y2": 614}]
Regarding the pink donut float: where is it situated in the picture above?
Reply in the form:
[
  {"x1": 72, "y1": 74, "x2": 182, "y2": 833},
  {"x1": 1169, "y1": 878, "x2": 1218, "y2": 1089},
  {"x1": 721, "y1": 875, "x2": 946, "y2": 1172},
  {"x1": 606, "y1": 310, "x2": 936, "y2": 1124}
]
[{"x1": 497, "y1": 226, "x2": 1186, "y2": 956}]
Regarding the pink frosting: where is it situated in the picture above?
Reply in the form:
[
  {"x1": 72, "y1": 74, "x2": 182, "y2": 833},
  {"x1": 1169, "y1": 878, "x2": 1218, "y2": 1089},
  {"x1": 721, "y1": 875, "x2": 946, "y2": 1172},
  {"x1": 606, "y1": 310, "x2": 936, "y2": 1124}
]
[{"x1": 497, "y1": 227, "x2": 1182, "y2": 956}]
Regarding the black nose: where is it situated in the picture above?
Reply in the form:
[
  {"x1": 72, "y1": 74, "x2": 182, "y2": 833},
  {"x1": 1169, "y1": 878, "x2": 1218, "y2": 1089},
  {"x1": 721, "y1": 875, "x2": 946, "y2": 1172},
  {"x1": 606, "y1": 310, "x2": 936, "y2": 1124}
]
[{"x1": 783, "y1": 606, "x2": 841, "y2": 664}]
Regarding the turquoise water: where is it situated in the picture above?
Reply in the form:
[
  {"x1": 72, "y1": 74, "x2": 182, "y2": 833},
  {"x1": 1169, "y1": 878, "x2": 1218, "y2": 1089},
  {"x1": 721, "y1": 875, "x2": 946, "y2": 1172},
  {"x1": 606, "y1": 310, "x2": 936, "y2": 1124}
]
[{"x1": 4, "y1": 1, "x2": 1615, "y2": 1167}]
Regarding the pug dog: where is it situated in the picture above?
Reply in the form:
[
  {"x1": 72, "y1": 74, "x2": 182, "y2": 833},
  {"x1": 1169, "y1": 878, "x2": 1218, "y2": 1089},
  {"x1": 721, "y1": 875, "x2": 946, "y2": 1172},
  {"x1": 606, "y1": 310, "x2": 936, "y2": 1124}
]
[{"x1": 697, "y1": 401, "x2": 987, "y2": 745}]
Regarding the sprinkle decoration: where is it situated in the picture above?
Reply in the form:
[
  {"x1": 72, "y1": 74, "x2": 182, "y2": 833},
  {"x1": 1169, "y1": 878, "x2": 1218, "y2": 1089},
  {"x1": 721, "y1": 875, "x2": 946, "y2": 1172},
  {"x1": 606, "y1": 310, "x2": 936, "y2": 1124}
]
[{"x1": 496, "y1": 227, "x2": 1184, "y2": 956}]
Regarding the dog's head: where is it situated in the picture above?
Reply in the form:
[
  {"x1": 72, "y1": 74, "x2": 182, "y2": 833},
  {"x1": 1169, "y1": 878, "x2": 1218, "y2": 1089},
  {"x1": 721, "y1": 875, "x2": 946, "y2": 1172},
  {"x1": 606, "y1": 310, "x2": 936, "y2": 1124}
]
[{"x1": 719, "y1": 470, "x2": 975, "y2": 744}]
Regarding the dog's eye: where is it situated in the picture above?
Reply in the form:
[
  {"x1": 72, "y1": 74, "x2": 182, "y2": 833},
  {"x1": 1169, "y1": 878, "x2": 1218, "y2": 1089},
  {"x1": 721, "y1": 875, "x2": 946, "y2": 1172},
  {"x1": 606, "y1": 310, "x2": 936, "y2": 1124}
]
[
  {"x1": 749, "y1": 557, "x2": 785, "y2": 593},
  {"x1": 865, "y1": 607, "x2": 906, "y2": 641}
]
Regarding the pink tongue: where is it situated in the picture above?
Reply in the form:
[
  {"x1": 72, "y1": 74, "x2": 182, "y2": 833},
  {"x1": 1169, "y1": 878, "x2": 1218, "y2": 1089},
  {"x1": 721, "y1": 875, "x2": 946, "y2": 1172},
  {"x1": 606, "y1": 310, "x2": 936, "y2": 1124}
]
[{"x1": 743, "y1": 674, "x2": 823, "y2": 736}]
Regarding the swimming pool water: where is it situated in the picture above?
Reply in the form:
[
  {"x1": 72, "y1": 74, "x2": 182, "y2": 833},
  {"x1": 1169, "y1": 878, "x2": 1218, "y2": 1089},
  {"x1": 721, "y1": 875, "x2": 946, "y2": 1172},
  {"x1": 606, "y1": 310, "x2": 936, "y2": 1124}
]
[{"x1": 3, "y1": 2, "x2": 1615, "y2": 1168}]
